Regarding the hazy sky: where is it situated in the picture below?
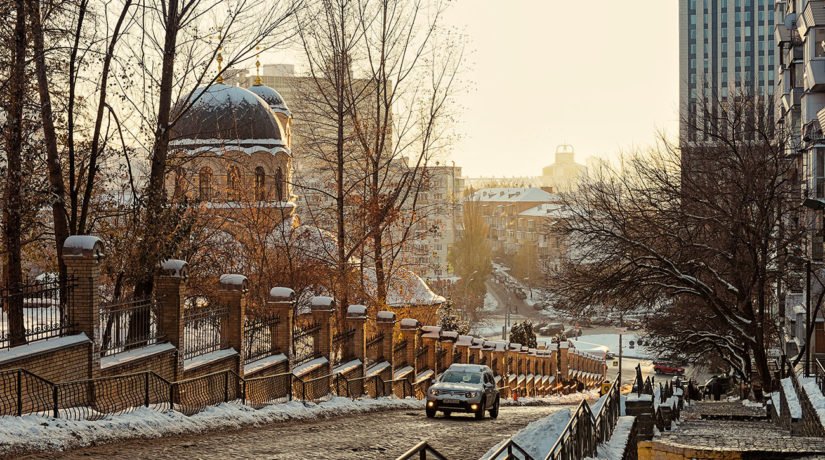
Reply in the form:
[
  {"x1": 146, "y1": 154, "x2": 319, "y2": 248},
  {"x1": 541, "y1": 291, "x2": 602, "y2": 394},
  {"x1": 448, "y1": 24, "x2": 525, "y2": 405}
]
[{"x1": 441, "y1": 1, "x2": 680, "y2": 177}]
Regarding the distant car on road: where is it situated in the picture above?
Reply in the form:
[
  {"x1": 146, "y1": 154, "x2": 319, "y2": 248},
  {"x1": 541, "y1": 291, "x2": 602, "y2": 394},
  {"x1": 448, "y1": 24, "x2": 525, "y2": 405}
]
[
  {"x1": 653, "y1": 361, "x2": 685, "y2": 376},
  {"x1": 426, "y1": 364, "x2": 500, "y2": 420},
  {"x1": 539, "y1": 323, "x2": 564, "y2": 336}
]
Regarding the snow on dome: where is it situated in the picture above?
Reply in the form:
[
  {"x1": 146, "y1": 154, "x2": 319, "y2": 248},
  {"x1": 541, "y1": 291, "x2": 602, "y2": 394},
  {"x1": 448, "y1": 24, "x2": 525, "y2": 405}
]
[
  {"x1": 362, "y1": 267, "x2": 446, "y2": 307},
  {"x1": 399, "y1": 318, "x2": 420, "y2": 330},
  {"x1": 310, "y1": 296, "x2": 335, "y2": 310},
  {"x1": 170, "y1": 83, "x2": 286, "y2": 152},
  {"x1": 456, "y1": 335, "x2": 474, "y2": 347},
  {"x1": 440, "y1": 331, "x2": 459, "y2": 341},
  {"x1": 248, "y1": 84, "x2": 290, "y2": 115},
  {"x1": 347, "y1": 304, "x2": 367, "y2": 318},
  {"x1": 269, "y1": 287, "x2": 295, "y2": 301},
  {"x1": 377, "y1": 311, "x2": 396, "y2": 323},
  {"x1": 160, "y1": 259, "x2": 188, "y2": 278},
  {"x1": 63, "y1": 235, "x2": 104, "y2": 258},
  {"x1": 420, "y1": 325, "x2": 441, "y2": 339}
]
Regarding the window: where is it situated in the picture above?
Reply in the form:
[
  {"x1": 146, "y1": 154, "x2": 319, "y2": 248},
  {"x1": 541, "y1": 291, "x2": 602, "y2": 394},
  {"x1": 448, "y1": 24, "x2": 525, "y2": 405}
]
[
  {"x1": 227, "y1": 165, "x2": 241, "y2": 201},
  {"x1": 275, "y1": 166, "x2": 284, "y2": 201},
  {"x1": 255, "y1": 166, "x2": 266, "y2": 201},
  {"x1": 816, "y1": 28, "x2": 825, "y2": 58},
  {"x1": 198, "y1": 167, "x2": 212, "y2": 201}
]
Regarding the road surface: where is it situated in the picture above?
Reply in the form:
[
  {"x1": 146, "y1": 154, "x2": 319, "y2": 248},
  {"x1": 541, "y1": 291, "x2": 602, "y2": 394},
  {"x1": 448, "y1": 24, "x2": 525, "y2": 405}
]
[{"x1": 25, "y1": 405, "x2": 572, "y2": 460}]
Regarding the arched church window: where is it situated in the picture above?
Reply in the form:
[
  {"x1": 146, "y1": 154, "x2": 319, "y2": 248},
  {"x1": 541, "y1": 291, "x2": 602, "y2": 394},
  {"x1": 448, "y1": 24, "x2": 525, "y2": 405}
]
[
  {"x1": 227, "y1": 165, "x2": 241, "y2": 201},
  {"x1": 255, "y1": 166, "x2": 266, "y2": 201},
  {"x1": 198, "y1": 167, "x2": 212, "y2": 201},
  {"x1": 275, "y1": 166, "x2": 284, "y2": 201}
]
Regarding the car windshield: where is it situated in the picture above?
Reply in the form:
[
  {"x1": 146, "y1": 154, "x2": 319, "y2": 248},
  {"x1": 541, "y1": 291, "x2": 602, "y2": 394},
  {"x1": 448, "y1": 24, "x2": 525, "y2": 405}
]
[{"x1": 440, "y1": 371, "x2": 481, "y2": 384}]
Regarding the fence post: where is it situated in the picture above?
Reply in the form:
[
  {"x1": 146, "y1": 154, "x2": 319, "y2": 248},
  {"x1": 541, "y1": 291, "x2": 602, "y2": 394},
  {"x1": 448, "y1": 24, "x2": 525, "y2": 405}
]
[
  {"x1": 16, "y1": 369, "x2": 22, "y2": 416},
  {"x1": 309, "y1": 296, "x2": 335, "y2": 377},
  {"x1": 144, "y1": 372, "x2": 150, "y2": 407},
  {"x1": 224, "y1": 371, "x2": 229, "y2": 402},
  {"x1": 346, "y1": 305, "x2": 367, "y2": 380},
  {"x1": 62, "y1": 235, "x2": 105, "y2": 380},
  {"x1": 52, "y1": 386, "x2": 58, "y2": 418},
  {"x1": 288, "y1": 374, "x2": 293, "y2": 401},
  {"x1": 376, "y1": 311, "x2": 395, "y2": 368},
  {"x1": 218, "y1": 274, "x2": 248, "y2": 377},
  {"x1": 157, "y1": 259, "x2": 188, "y2": 380},
  {"x1": 267, "y1": 287, "x2": 295, "y2": 363}
]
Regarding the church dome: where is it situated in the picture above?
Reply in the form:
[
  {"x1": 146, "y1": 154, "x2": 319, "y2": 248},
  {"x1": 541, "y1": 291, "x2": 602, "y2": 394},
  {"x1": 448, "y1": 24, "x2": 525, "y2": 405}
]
[
  {"x1": 170, "y1": 83, "x2": 286, "y2": 152},
  {"x1": 247, "y1": 84, "x2": 291, "y2": 115}
]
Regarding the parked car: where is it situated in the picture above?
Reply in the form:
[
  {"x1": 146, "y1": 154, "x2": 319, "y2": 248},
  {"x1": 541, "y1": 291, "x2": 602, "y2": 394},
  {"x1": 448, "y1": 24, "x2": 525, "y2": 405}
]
[
  {"x1": 605, "y1": 351, "x2": 616, "y2": 360},
  {"x1": 426, "y1": 364, "x2": 500, "y2": 419},
  {"x1": 653, "y1": 361, "x2": 685, "y2": 376},
  {"x1": 539, "y1": 322, "x2": 564, "y2": 336},
  {"x1": 701, "y1": 374, "x2": 736, "y2": 398}
]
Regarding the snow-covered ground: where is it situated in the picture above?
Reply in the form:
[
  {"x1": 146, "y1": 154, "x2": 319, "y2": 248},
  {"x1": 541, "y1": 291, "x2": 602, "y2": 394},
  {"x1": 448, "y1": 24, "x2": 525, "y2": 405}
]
[
  {"x1": 480, "y1": 409, "x2": 572, "y2": 460},
  {"x1": 483, "y1": 292, "x2": 499, "y2": 312},
  {"x1": 0, "y1": 397, "x2": 424, "y2": 456},
  {"x1": 568, "y1": 333, "x2": 654, "y2": 360}
]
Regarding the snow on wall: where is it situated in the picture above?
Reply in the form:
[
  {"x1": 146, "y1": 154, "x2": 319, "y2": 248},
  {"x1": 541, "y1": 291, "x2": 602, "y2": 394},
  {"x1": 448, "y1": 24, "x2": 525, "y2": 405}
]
[
  {"x1": 244, "y1": 353, "x2": 287, "y2": 375},
  {"x1": 332, "y1": 359, "x2": 362, "y2": 376},
  {"x1": 292, "y1": 357, "x2": 328, "y2": 377},
  {"x1": 366, "y1": 361, "x2": 391, "y2": 377},
  {"x1": 100, "y1": 343, "x2": 176, "y2": 370},
  {"x1": 782, "y1": 377, "x2": 803, "y2": 419},
  {"x1": 0, "y1": 334, "x2": 90, "y2": 365},
  {"x1": 183, "y1": 348, "x2": 238, "y2": 372},
  {"x1": 800, "y1": 377, "x2": 825, "y2": 428}
]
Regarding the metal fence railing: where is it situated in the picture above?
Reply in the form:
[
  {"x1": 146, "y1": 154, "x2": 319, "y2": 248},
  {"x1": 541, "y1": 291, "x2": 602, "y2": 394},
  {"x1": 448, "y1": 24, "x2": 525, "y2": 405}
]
[
  {"x1": 243, "y1": 310, "x2": 280, "y2": 364},
  {"x1": 292, "y1": 320, "x2": 321, "y2": 365},
  {"x1": 396, "y1": 441, "x2": 449, "y2": 460},
  {"x1": 331, "y1": 328, "x2": 356, "y2": 366},
  {"x1": 1, "y1": 277, "x2": 75, "y2": 349},
  {"x1": 546, "y1": 400, "x2": 596, "y2": 460},
  {"x1": 182, "y1": 302, "x2": 229, "y2": 360},
  {"x1": 815, "y1": 358, "x2": 825, "y2": 395},
  {"x1": 99, "y1": 297, "x2": 160, "y2": 357},
  {"x1": 366, "y1": 331, "x2": 384, "y2": 366},
  {"x1": 393, "y1": 339, "x2": 408, "y2": 367}
]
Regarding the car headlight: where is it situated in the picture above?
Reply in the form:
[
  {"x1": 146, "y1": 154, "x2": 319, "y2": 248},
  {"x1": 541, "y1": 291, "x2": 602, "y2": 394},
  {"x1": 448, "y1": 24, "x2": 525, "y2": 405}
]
[
  {"x1": 429, "y1": 388, "x2": 439, "y2": 396},
  {"x1": 465, "y1": 391, "x2": 478, "y2": 398}
]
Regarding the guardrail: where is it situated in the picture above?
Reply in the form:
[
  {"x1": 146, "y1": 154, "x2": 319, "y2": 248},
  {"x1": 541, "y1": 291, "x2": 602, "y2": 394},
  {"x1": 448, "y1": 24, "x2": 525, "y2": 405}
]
[{"x1": 546, "y1": 400, "x2": 596, "y2": 460}]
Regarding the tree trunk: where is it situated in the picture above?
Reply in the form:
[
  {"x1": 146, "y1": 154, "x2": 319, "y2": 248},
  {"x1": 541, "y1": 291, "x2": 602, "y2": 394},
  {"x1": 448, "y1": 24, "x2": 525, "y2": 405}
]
[
  {"x1": 28, "y1": 0, "x2": 71, "y2": 309},
  {"x1": 3, "y1": 0, "x2": 28, "y2": 346}
]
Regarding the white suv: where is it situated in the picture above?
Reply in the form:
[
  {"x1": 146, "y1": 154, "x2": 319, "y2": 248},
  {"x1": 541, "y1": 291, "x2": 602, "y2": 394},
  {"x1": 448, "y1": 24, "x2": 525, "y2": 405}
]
[{"x1": 425, "y1": 364, "x2": 500, "y2": 419}]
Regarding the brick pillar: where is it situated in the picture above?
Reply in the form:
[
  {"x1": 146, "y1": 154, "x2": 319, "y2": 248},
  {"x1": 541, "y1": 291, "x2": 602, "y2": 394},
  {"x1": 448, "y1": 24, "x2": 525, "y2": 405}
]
[
  {"x1": 218, "y1": 274, "x2": 247, "y2": 375},
  {"x1": 267, "y1": 287, "x2": 295, "y2": 363},
  {"x1": 559, "y1": 343, "x2": 569, "y2": 381},
  {"x1": 63, "y1": 235, "x2": 105, "y2": 379},
  {"x1": 346, "y1": 305, "x2": 367, "y2": 365},
  {"x1": 423, "y1": 336, "x2": 437, "y2": 372},
  {"x1": 400, "y1": 319, "x2": 419, "y2": 373},
  {"x1": 309, "y1": 296, "x2": 335, "y2": 375},
  {"x1": 156, "y1": 259, "x2": 188, "y2": 380},
  {"x1": 439, "y1": 331, "x2": 457, "y2": 372},
  {"x1": 377, "y1": 311, "x2": 395, "y2": 366}
]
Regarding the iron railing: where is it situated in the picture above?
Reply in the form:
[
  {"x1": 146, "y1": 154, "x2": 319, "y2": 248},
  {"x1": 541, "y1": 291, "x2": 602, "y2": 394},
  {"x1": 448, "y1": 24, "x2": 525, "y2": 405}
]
[
  {"x1": 485, "y1": 439, "x2": 535, "y2": 460},
  {"x1": 182, "y1": 302, "x2": 229, "y2": 360},
  {"x1": 547, "y1": 400, "x2": 597, "y2": 460},
  {"x1": 395, "y1": 441, "x2": 449, "y2": 460},
  {"x1": 393, "y1": 339, "x2": 408, "y2": 367},
  {"x1": 0, "y1": 368, "x2": 57, "y2": 417},
  {"x1": 1, "y1": 277, "x2": 75, "y2": 349},
  {"x1": 815, "y1": 358, "x2": 825, "y2": 395},
  {"x1": 56, "y1": 372, "x2": 172, "y2": 420},
  {"x1": 172, "y1": 370, "x2": 243, "y2": 416},
  {"x1": 243, "y1": 310, "x2": 280, "y2": 364},
  {"x1": 292, "y1": 320, "x2": 322, "y2": 365},
  {"x1": 99, "y1": 297, "x2": 160, "y2": 357},
  {"x1": 366, "y1": 331, "x2": 384, "y2": 365},
  {"x1": 594, "y1": 377, "x2": 621, "y2": 445},
  {"x1": 244, "y1": 372, "x2": 292, "y2": 408},
  {"x1": 331, "y1": 328, "x2": 356, "y2": 366}
]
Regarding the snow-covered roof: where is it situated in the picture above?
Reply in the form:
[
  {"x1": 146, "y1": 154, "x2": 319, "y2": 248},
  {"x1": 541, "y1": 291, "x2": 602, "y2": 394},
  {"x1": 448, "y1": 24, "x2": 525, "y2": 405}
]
[
  {"x1": 269, "y1": 287, "x2": 295, "y2": 301},
  {"x1": 361, "y1": 266, "x2": 446, "y2": 307},
  {"x1": 248, "y1": 83, "x2": 290, "y2": 115},
  {"x1": 518, "y1": 203, "x2": 573, "y2": 218},
  {"x1": 347, "y1": 304, "x2": 367, "y2": 318},
  {"x1": 468, "y1": 187, "x2": 559, "y2": 203}
]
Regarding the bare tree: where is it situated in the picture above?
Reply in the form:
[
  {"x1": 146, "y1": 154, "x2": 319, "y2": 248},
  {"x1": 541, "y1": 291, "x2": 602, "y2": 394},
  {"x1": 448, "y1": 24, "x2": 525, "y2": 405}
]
[{"x1": 547, "y1": 95, "x2": 801, "y2": 388}]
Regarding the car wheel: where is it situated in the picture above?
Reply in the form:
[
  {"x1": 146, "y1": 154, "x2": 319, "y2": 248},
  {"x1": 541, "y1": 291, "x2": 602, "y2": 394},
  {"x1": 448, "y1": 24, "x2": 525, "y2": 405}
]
[
  {"x1": 489, "y1": 397, "x2": 500, "y2": 419},
  {"x1": 426, "y1": 407, "x2": 436, "y2": 418},
  {"x1": 475, "y1": 402, "x2": 485, "y2": 420}
]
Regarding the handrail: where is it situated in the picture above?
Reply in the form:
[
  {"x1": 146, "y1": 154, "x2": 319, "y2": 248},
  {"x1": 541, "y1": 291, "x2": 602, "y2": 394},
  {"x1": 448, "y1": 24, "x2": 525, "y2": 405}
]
[
  {"x1": 545, "y1": 399, "x2": 596, "y2": 460},
  {"x1": 395, "y1": 441, "x2": 450, "y2": 460}
]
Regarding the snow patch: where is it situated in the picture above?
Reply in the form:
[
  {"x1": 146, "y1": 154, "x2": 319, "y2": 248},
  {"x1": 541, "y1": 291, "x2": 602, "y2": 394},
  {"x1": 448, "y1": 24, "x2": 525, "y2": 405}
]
[
  {"x1": 480, "y1": 409, "x2": 571, "y2": 460},
  {"x1": 800, "y1": 377, "x2": 825, "y2": 428},
  {"x1": 63, "y1": 235, "x2": 102, "y2": 251},
  {"x1": 100, "y1": 343, "x2": 176, "y2": 370},
  {"x1": 366, "y1": 361, "x2": 391, "y2": 377},
  {"x1": 332, "y1": 359, "x2": 362, "y2": 376},
  {"x1": 292, "y1": 357, "x2": 328, "y2": 377},
  {"x1": 346, "y1": 305, "x2": 367, "y2": 317},
  {"x1": 183, "y1": 349, "x2": 238, "y2": 371},
  {"x1": 0, "y1": 334, "x2": 90, "y2": 365},
  {"x1": 586, "y1": 416, "x2": 635, "y2": 460},
  {"x1": 781, "y1": 377, "x2": 802, "y2": 419},
  {"x1": 243, "y1": 353, "x2": 287, "y2": 375},
  {"x1": 218, "y1": 274, "x2": 247, "y2": 286},
  {"x1": 269, "y1": 287, "x2": 295, "y2": 300},
  {"x1": 393, "y1": 365, "x2": 414, "y2": 380}
]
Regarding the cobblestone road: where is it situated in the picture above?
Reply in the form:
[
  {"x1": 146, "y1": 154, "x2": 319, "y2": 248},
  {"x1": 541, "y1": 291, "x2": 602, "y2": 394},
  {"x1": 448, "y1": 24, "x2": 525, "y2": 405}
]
[{"x1": 28, "y1": 405, "x2": 569, "y2": 460}]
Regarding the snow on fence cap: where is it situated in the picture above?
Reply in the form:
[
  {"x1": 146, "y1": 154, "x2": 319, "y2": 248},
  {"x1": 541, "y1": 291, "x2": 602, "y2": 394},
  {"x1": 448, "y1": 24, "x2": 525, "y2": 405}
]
[
  {"x1": 376, "y1": 311, "x2": 396, "y2": 323},
  {"x1": 219, "y1": 274, "x2": 248, "y2": 292},
  {"x1": 471, "y1": 337, "x2": 485, "y2": 348},
  {"x1": 420, "y1": 325, "x2": 441, "y2": 339},
  {"x1": 399, "y1": 318, "x2": 419, "y2": 330},
  {"x1": 63, "y1": 235, "x2": 105, "y2": 259},
  {"x1": 456, "y1": 335, "x2": 474, "y2": 346},
  {"x1": 519, "y1": 345, "x2": 529, "y2": 353},
  {"x1": 309, "y1": 296, "x2": 336, "y2": 311},
  {"x1": 494, "y1": 341, "x2": 508, "y2": 352},
  {"x1": 440, "y1": 330, "x2": 459, "y2": 341},
  {"x1": 482, "y1": 340, "x2": 495, "y2": 350},
  {"x1": 269, "y1": 287, "x2": 295, "y2": 302},
  {"x1": 347, "y1": 304, "x2": 368, "y2": 319},
  {"x1": 509, "y1": 343, "x2": 522, "y2": 351},
  {"x1": 160, "y1": 259, "x2": 188, "y2": 279}
]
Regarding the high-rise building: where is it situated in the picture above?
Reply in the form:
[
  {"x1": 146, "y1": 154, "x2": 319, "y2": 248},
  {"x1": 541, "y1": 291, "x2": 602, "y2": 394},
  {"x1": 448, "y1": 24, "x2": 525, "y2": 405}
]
[{"x1": 679, "y1": 0, "x2": 776, "y2": 142}]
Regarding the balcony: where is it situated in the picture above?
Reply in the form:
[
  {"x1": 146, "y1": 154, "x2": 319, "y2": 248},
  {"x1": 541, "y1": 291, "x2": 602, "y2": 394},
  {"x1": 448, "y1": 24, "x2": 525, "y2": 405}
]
[
  {"x1": 783, "y1": 87, "x2": 803, "y2": 111},
  {"x1": 806, "y1": 60, "x2": 825, "y2": 92},
  {"x1": 798, "y1": 1, "x2": 825, "y2": 38}
]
